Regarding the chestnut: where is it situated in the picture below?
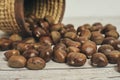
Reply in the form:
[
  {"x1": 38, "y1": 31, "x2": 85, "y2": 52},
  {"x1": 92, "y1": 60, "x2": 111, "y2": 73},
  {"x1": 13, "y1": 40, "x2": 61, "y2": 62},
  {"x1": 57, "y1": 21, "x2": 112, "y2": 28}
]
[
  {"x1": 75, "y1": 36, "x2": 88, "y2": 44},
  {"x1": 111, "y1": 40, "x2": 120, "y2": 51},
  {"x1": 67, "y1": 52, "x2": 87, "y2": 66},
  {"x1": 65, "y1": 24, "x2": 76, "y2": 32},
  {"x1": 23, "y1": 49, "x2": 39, "y2": 59},
  {"x1": 105, "y1": 30, "x2": 119, "y2": 39},
  {"x1": 53, "y1": 49, "x2": 67, "y2": 63},
  {"x1": 102, "y1": 37, "x2": 116, "y2": 45},
  {"x1": 8, "y1": 55, "x2": 26, "y2": 68},
  {"x1": 81, "y1": 41, "x2": 97, "y2": 59},
  {"x1": 0, "y1": 38, "x2": 12, "y2": 51},
  {"x1": 90, "y1": 22, "x2": 103, "y2": 32},
  {"x1": 107, "y1": 50, "x2": 120, "y2": 64},
  {"x1": 62, "y1": 38, "x2": 81, "y2": 48},
  {"x1": 67, "y1": 46, "x2": 80, "y2": 53},
  {"x1": 38, "y1": 44, "x2": 53, "y2": 62},
  {"x1": 17, "y1": 43, "x2": 34, "y2": 53},
  {"x1": 26, "y1": 57, "x2": 46, "y2": 70},
  {"x1": 53, "y1": 42, "x2": 67, "y2": 51},
  {"x1": 44, "y1": 15, "x2": 55, "y2": 25},
  {"x1": 98, "y1": 44, "x2": 114, "y2": 56},
  {"x1": 9, "y1": 33, "x2": 22, "y2": 41},
  {"x1": 91, "y1": 31, "x2": 104, "y2": 45},
  {"x1": 91, "y1": 53, "x2": 108, "y2": 67},
  {"x1": 50, "y1": 23, "x2": 64, "y2": 31},
  {"x1": 23, "y1": 37, "x2": 36, "y2": 43},
  {"x1": 4, "y1": 50, "x2": 20, "y2": 60},
  {"x1": 51, "y1": 31, "x2": 61, "y2": 44},
  {"x1": 102, "y1": 24, "x2": 116, "y2": 33},
  {"x1": 64, "y1": 32, "x2": 77, "y2": 40},
  {"x1": 39, "y1": 36, "x2": 53, "y2": 45}
]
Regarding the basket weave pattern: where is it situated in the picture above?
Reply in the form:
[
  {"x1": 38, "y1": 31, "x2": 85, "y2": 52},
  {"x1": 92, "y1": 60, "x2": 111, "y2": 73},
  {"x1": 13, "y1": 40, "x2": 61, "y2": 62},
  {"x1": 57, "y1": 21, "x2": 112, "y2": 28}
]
[{"x1": 0, "y1": 0, "x2": 20, "y2": 33}]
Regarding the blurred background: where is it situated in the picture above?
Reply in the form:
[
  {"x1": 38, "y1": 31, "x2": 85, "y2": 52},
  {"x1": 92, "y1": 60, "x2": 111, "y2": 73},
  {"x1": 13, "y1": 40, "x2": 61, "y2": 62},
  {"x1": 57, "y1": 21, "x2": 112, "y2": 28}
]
[{"x1": 64, "y1": 0, "x2": 120, "y2": 17}]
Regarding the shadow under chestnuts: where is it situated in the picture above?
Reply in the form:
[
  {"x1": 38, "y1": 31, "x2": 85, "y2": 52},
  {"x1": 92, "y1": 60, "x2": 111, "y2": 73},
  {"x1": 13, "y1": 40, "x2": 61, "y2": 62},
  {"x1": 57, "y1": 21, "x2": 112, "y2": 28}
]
[{"x1": 1, "y1": 15, "x2": 120, "y2": 71}]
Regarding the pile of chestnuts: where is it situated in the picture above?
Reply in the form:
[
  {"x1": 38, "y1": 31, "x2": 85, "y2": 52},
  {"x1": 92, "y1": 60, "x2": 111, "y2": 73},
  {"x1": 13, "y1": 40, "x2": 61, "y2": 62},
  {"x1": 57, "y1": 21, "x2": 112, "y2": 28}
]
[{"x1": 1, "y1": 15, "x2": 120, "y2": 71}]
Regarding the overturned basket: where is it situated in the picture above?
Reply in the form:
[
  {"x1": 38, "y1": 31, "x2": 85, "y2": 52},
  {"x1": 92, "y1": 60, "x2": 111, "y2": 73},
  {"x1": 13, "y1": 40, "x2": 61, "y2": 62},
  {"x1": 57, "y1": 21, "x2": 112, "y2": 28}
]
[{"x1": 0, "y1": 0, "x2": 65, "y2": 36}]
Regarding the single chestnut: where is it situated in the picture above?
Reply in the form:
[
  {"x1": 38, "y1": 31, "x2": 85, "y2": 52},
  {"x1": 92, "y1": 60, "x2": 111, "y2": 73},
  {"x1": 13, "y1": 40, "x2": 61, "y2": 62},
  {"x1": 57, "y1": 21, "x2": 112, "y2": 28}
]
[
  {"x1": 0, "y1": 38, "x2": 12, "y2": 51},
  {"x1": 105, "y1": 30, "x2": 119, "y2": 39},
  {"x1": 23, "y1": 49, "x2": 39, "y2": 59},
  {"x1": 91, "y1": 53, "x2": 108, "y2": 67},
  {"x1": 112, "y1": 40, "x2": 120, "y2": 51},
  {"x1": 4, "y1": 50, "x2": 20, "y2": 60},
  {"x1": 90, "y1": 22, "x2": 103, "y2": 32},
  {"x1": 107, "y1": 50, "x2": 120, "y2": 64},
  {"x1": 9, "y1": 33, "x2": 22, "y2": 41},
  {"x1": 8, "y1": 55, "x2": 26, "y2": 68},
  {"x1": 64, "y1": 32, "x2": 77, "y2": 40},
  {"x1": 91, "y1": 31, "x2": 104, "y2": 45},
  {"x1": 65, "y1": 24, "x2": 76, "y2": 32},
  {"x1": 67, "y1": 46, "x2": 80, "y2": 53},
  {"x1": 51, "y1": 31, "x2": 61, "y2": 44},
  {"x1": 81, "y1": 41, "x2": 97, "y2": 59},
  {"x1": 39, "y1": 36, "x2": 53, "y2": 45},
  {"x1": 67, "y1": 52, "x2": 87, "y2": 66},
  {"x1": 75, "y1": 36, "x2": 88, "y2": 44},
  {"x1": 102, "y1": 24, "x2": 116, "y2": 33},
  {"x1": 53, "y1": 49, "x2": 67, "y2": 63},
  {"x1": 26, "y1": 57, "x2": 46, "y2": 70},
  {"x1": 102, "y1": 37, "x2": 116, "y2": 45},
  {"x1": 24, "y1": 37, "x2": 36, "y2": 43},
  {"x1": 98, "y1": 44, "x2": 114, "y2": 56},
  {"x1": 50, "y1": 23, "x2": 64, "y2": 31}
]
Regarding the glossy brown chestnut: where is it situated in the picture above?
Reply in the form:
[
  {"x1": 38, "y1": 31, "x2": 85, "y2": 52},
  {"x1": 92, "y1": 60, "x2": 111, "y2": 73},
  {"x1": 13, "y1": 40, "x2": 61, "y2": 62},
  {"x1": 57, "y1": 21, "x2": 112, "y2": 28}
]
[
  {"x1": 64, "y1": 32, "x2": 77, "y2": 40},
  {"x1": 91, "y1": 53, "x2": 108, "y2": 67},
  {"x1": 90, "y1": 22, "x2": 103, "y2": 32},
  {"x1": 39, "y1": 36, "x2": 53, "y2": 45},
  {"x1": 4, "y1": 50, "x2": 20, "y2": 60},
  {"x1": 67, "y1": 52, "x2": 87, "y2": 66},
  {"x1": 9, "y1": 33, "x2": 22, "y2": 41},
  {"x1": 102, "y1": 37, "x2": 116, "y2": 45},
  {"x1": 51, "y1": 31, "x2": 61, "y2": 44},
  {"x1": 112, "y1": 40, "x2": 120, "y2": 51},
  {"x1": 107, "y1": 50, "x2": 120, "y2": 64},
  {"x1": 98, "y1": 44, "x2": 114, "y2": 56},
  {"x1": 81, "y1": 41, "x2": 97, "y2": 59},
  {"x1": 23, "y1": 49, "x2": 39, "y2": 59},
  {"x1": 23, "y1": 37, "x2": 36, "y2": 43},
  {"x1": 105, "y1": 30, "x2": 119, "y2": 39},
  {"x1": 26, "y1": 57, "x2": 46, "y2": 70},
  {"x1": 8, "y1": 55, "x2": 26, "y2": 68},
  {"x1": 67, "y1": 46, "x2": 80, "y2": 53}
]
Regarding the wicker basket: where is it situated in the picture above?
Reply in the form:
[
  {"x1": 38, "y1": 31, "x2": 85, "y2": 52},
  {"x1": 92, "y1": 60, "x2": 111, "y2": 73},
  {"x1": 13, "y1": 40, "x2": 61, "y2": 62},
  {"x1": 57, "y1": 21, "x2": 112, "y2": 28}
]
[{"x1": 0, "y1": 0, "x2": 65, "y2": 36}]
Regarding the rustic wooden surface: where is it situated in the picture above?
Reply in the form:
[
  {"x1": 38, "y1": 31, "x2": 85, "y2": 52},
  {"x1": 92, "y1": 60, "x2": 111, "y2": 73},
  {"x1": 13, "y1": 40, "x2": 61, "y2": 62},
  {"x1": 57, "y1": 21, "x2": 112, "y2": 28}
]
[{"x1": 0, "y1": 17, "x2": 120, "y2": 80}]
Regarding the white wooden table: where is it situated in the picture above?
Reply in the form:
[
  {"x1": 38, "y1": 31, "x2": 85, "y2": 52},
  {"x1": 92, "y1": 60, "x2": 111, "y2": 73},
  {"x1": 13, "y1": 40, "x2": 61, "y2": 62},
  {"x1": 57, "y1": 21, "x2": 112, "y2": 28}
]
[{"x1": 0, "y1": 17, "x2": 120, "y2": 80}]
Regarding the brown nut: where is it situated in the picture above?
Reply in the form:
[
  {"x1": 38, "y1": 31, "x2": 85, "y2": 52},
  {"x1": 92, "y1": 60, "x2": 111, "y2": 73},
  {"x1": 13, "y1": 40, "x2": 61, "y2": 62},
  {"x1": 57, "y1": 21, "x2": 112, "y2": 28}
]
[
  {"x1": 65, "y1": 24, "x2": 76, "y2": 32},
  {"x1": 39, "y1": 36, "x2": 53, "y2": 45},
  {"x1": 102, "y1": 24, "x2": 116, "y2": 33},
  {"x1": 51, "y1": 31, "x2": 61, "y2": 44},
  {"x1": 75, "y1": 36, "x2": 88, "y2": 44},
  {"x1": 67, "y1": 46, "x2": 80, "y2": 53},
  {"x1": 91, "y1": 53, "x2": 108, "y2": 67},
  {"x1": 0, "y1": 38, "x2": 12, "y2": 51},
  {"x1": 17, "y1": 43, "x2": 34, "y2": 53},
  {"x1": 98, "y1": 44, "x2": 114, "y2": 56},
  {"x1": 38, "y1": 45, "x2": 53, "y2": 62},
  {"x1": 67, "y1": 52, "x2": 87, "y2": 66},
  {"x1": 23, "y1": 37, "x2": 36, "y2": 43},
  {"x1": 102, "y1": 37, "x2": 116, "y2": 45},
  {"x1": 90, "y1": 22, "x2": 103, "y2": 32},
  {"x1": 59, "y1": 27, "x2": 67, "y2": 35},
  {"x1": 112, "y1": 40, "x2": 120, "y2": 51},
  {"x1": 105, "y1": 30, "x2": 119, "y2": 39},
  {"x1": 39, "y1": 20, "x2": 49, "y2": 30},
  {"x1": 78, "y1": 29, "x2": 91, "y2": 39},
  {"x1": 53, "y1": 49, "x2": 67, "y2": 63},
  {"x1": 9, "y1": 34, "x2": 22, "y2": 41},
  {"x1": 23, "y1": 49, "x2": 39, "y2": 59},
  {"x1": 32, "y1": 43, "x2": 42, "y2": 50},
  {"x1": 64, "y1": 32, "x2": 77, "y2": 40},
  {"x1": 27, "y1": 57, "x2": 46, "y2": 70},
  {"x1": 50, "y1": 23, "x2": 64, "y2": 31},
  {"x1": 62, "y1": 38, "x2": 81, "y2": 48},
  {"x1": 81, "y1": 41, "x2": 97, "y2": 59},
  {"x1": 117, "y1": 56, "x2": 120, "y2": 72},
  {"x1": 12, "y1": 41, "x2": 23, "y2": 49},
  {"x1": 91, "y1": 31, "x2": 104, "y2": 45},
  {"x1": 82, "y1": 24, "x2": 91, "y2": 29},
  {"x1": 44, "y1": 15, "x2": 55, "y2": 25},
  {"x1": 4, "y1": 50, "x2": 20, "y2": 60},
  {"x1": 107, "y1": 50, "x2": 120, "y2": 64},
  {"x1": 53, "y1": 42, "x2": 67, "y2": 51},
  {"x1": 32, "y1": 27, "x2": 47, "y2": 39},
  {"x1": 8, "y1": 55, "x2": 26, "y2": 68}
]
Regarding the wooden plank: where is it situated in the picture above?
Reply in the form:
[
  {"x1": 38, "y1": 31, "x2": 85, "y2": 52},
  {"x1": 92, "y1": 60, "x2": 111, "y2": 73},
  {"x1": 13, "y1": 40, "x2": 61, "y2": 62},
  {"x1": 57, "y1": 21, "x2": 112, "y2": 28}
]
[{"x1": 0, "y1": 68, "x2": 120, "y2": 80}]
